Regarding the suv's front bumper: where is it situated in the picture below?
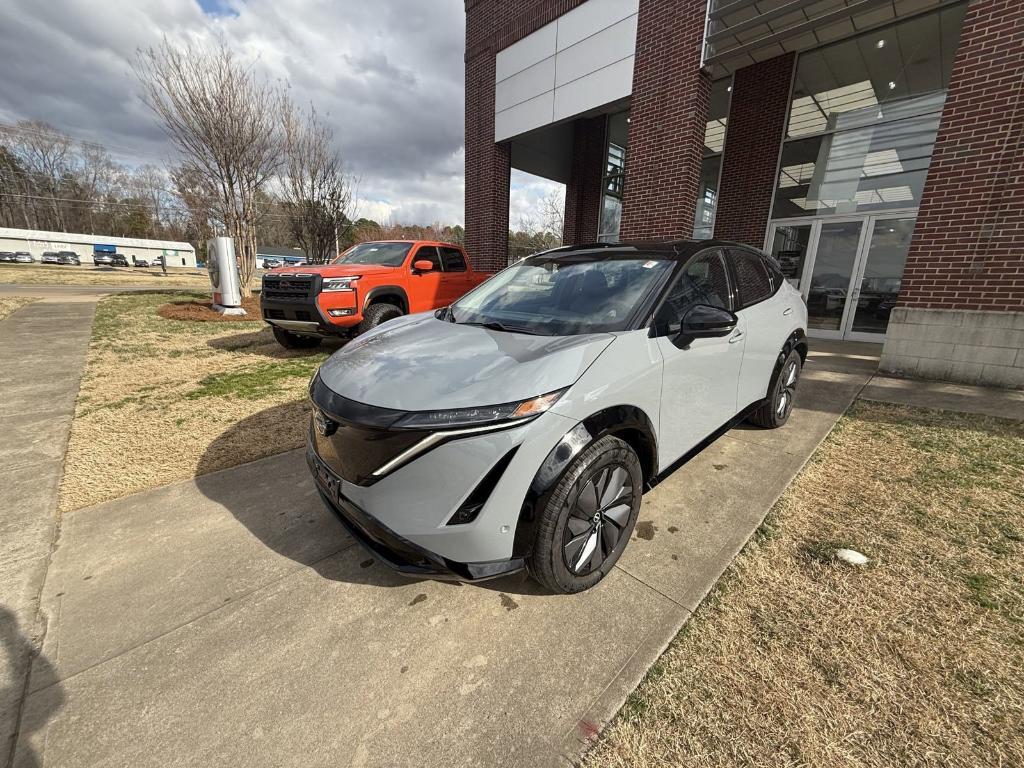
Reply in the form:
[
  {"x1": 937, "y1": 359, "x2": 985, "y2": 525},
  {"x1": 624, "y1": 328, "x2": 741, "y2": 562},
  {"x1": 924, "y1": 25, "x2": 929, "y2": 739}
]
[
  {"x1": 307, "y1": 443, "x2": 525, "y2": 581},
  {"x1": 261, "y1": 273, "x2": 362, "y2": 335}
]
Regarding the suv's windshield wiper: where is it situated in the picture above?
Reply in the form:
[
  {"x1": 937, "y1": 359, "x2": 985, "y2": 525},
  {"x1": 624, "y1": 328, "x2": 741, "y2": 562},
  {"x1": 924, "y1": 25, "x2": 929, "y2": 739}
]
[{"x1": 457, "y1": 320, "x2": 540, "y2": 335}]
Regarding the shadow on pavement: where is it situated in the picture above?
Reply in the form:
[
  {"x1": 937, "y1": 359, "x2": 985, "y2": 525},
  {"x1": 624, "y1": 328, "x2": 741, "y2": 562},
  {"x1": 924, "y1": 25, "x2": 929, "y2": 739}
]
[
  {"x1": 206, "y1": 331, "x2": 347, "y2": 358},
  {"x1": 0, "y1": 606, "x2": 63, "y2": 768},
  {"x1": 193, "y1": 401, "x2": 550, "y2": 596}
]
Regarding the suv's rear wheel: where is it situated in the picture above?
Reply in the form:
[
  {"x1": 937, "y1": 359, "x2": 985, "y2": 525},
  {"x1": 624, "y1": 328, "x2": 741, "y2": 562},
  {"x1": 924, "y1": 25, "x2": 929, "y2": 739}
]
[
  {"x1": 272, "y1": 325, "x2": 322, "y2": 350},
  {"x1": 357, "y1": 302, "x2": 403, "y2": 335},
  {"x1": 748, "y1": 348, "x2": 802, "y2": 428},
  {"x1": 528, "y1": 435, "x2": 642, "y2": 594}
]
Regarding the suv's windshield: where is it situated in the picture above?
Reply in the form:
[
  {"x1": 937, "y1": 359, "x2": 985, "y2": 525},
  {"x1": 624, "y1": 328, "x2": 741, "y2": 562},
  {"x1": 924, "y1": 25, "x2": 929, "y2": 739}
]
[
  {"x1": 335, "y1": 242, "x2": 411, "y2": 267},
  {"x1": 449, "y1": 254, "x2": 673, "y2": 336}
]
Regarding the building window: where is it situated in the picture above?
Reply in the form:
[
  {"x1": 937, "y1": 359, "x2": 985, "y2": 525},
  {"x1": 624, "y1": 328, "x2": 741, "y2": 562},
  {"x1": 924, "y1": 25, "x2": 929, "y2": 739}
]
[
  {"x1": 772, "y1": 4, "x2": 966, "y2": 219},
  {"x1": 694, "y1": 77, "x2": 732, "y2": 239},
  {"x1": 597, "y1": 111, "x2": 629, "y2": 242}
]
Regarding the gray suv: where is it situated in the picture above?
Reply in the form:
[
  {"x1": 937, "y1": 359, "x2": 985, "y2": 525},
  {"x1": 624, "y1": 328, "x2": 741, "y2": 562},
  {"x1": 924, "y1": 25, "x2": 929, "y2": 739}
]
[{"x1": 307, "y1": 240, "x2": 808, "y2": 593}]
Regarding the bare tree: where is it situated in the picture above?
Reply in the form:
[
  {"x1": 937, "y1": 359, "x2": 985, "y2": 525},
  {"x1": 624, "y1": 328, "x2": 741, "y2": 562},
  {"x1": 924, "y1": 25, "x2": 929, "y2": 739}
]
[
  {"x1": 281, "y1": 106, "x2": 355, "y2": 264},
  {"x1": 5, "y1": 120, "x2": 73, "y2": 230},
  {"x1": 135, "y1": 38, "x2": 288, "y2": 296}
]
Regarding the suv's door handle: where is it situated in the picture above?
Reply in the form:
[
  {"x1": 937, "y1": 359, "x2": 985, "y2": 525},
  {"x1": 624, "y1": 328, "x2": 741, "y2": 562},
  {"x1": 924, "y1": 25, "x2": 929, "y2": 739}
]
[
  {"x1": 783, "y1": 307, "x2": 793, "y2": 316},
  {"x1": 728, "y1": 330, "x2": 744, "y2": 344}
]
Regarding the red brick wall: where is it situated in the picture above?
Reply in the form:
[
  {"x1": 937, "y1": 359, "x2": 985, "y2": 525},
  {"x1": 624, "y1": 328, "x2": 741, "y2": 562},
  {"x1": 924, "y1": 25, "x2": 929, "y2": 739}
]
[
  {"x1": 465, "y1": 0, "x2": 590, "y2": 269},
  {"x1": 563, "y1": 116, "x2": 606, "y2": 245},
  {"x1": 619, "y1": 0, "x2": 710, "y2": 241},
  {"x1": 713, "y1": 53, "x2": 794, "y2": 247},
  {"x1": 899, "y1": 0, "x2": 1024, "y2": 312}
]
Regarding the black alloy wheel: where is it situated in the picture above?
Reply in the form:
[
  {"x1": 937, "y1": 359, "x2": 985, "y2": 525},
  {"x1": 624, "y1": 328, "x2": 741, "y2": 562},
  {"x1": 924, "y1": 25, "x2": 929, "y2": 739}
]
[
  {"x1": 749, "y1": 348, "x2": 802, "y2": 428},
  {"x1": 562, "y1": 465, "x2": 634, "y2": 576}
]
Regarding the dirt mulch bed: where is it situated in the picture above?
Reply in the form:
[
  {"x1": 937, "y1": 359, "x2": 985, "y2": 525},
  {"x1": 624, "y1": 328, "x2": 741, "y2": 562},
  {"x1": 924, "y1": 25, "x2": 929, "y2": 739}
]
[{"x1": 158, "y1": 296, "x2": 263, "y2": 322}]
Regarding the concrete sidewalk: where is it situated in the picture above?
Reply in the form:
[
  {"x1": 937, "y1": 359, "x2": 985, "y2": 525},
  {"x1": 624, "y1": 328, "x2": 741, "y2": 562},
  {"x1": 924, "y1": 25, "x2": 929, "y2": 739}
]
[
  {"x1": 0, "y1": 300, "x2": 97, "y2": 766},
  {"x1": 12, "y1": 341, "x2": 880, "y2": 768}
]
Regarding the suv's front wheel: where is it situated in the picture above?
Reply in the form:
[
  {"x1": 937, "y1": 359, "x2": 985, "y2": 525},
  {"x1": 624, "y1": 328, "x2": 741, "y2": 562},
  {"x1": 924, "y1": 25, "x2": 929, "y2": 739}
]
[
  {"x1": 357, "y1": 302, "x2": 403, "y2": 335},
  {"x1": 528, "y1": 435, "x2": 642, "y2": 593}
]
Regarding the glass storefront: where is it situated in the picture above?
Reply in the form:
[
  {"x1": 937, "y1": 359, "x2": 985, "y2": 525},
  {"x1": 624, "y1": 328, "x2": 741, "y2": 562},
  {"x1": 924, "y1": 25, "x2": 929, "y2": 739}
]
[
  {"x1": 766, "y1": 4, "x2": 966, "y2": 340},
  {"x1": 694, "y1": 78, "x2": 732, "y2": 239},
  {"x1": 598, "y1": 112, "x2": 629, "y2": 242}
]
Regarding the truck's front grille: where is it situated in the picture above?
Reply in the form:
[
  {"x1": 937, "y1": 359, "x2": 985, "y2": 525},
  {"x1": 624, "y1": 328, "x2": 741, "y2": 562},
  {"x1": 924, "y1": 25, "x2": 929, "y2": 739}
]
[{"x1": 262, "y1": 274, "x2": 317, "y2": 301}]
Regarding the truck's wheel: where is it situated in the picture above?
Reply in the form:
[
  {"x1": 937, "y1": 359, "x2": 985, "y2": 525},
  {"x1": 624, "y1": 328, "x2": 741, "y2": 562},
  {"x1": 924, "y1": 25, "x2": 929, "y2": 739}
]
[
  {"x1": 357, "y1": 303, "x2": 403, "y2": 335},
  {"x1": 748, "y1": 348, "x2": 802, "y2": 429},
  {"x1": 527, "y1": 435, "x2": 642, "y2": 594},
  {"x1": 272, "y1": 326, "x2": 321, "y2": 350}
]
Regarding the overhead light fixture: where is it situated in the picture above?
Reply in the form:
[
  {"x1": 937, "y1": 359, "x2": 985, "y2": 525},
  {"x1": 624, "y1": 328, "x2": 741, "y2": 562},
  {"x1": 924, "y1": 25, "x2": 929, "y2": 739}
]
[
  {"x1": 727, "y1": 85, "x2": 732, "y2": 92},
  {"x1": 888, "y1": 81, "x2": 896, "y2": 90},
  {"x1": 876, "y1": 39, "x2": 886, "y2": 49}
]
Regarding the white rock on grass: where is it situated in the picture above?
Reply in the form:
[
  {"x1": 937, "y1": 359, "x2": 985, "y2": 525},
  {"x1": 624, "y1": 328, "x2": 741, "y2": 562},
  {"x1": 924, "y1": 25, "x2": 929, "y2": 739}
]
[{"x1": 836, "y1": 548, "x2": 869, "y2": 566}]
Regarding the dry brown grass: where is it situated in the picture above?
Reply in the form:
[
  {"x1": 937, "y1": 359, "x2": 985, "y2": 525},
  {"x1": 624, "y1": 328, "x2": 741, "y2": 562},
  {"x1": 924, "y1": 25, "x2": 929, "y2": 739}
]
[
  {"x1": 584, "y1": 401, "x2": 1024, "y2": 768},
  {"x1": 158, "y1": 296, "x2": 262, "y2": 322},
  {"x1": 59, "y1": 292, "x2": 338, "y2": 512},
  {"x1": 0, "y1": 296, "x2": 35, "y2": 320},
  {"x1": 0, "y1": 263, "x2": 213, "y2": 287}
]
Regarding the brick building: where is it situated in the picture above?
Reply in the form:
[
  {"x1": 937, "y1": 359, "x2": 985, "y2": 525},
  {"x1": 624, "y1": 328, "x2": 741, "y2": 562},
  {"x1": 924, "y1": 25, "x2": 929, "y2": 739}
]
[{"x1": 465, "y1": 0, "x2": 1024, "y2": 388}]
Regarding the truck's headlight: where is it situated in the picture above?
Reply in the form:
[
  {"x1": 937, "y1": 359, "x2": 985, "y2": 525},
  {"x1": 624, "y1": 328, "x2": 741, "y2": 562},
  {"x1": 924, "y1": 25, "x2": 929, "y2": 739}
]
[
  {"x1": 393, "y1": 390, "x2": 565, "y2": 430},
  {"x1": 323, "y1": 276, "x2": 360, "y2": 291}
]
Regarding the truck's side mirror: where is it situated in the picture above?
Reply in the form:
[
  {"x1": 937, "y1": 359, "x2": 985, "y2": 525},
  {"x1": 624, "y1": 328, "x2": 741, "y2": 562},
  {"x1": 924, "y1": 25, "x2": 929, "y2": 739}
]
[{"x1": 413, "y1": 259, "x2": 434, "y2": 273}]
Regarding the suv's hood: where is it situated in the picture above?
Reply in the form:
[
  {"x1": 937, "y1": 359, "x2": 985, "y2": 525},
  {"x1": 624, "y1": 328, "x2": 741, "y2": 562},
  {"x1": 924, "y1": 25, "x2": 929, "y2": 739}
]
[
  {"x1": 317, "y1": 314, "x2": 613, "y2": 411},
  {"x1": 268, "y1": 263, "x2": 397, "y2": 277}
]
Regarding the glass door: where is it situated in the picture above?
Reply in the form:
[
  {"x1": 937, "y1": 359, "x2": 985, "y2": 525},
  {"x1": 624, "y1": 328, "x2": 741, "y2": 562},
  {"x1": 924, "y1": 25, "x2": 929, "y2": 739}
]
[
  {"x1": 766, "y1": 213, "x2": 916, "y2": 341},
  {"x1": 845, "y1": 216, "x2": 916, "y2": 341}
]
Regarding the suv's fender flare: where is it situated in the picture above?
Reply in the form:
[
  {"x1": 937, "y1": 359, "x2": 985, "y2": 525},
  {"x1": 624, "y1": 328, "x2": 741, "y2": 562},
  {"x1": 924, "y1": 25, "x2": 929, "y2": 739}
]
[
  {"x1": 512, "y1": 405, "x2": 658, "y2": 558},
  {"x1": 362, "y1": 285, "x2": 409, "y2": 314}
]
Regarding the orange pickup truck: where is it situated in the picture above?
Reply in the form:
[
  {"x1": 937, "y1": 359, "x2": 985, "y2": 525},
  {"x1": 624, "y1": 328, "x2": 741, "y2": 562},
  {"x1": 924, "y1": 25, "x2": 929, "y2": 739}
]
[{"x1": 260, "y1": 240, "x2": 491, "y2": 349}]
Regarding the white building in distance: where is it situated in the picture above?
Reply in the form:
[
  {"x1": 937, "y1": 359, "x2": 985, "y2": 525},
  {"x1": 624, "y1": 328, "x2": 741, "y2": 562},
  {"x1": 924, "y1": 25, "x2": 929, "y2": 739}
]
[{"x1": 0, "y1": 227, "x2": 196, "y2": 267}]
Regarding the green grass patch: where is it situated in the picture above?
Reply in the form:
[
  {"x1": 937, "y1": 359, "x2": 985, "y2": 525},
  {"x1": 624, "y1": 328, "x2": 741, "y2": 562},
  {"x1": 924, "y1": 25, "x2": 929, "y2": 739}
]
[{"x1": 186, "y1": 357, "x2": 325, "y2": 400}]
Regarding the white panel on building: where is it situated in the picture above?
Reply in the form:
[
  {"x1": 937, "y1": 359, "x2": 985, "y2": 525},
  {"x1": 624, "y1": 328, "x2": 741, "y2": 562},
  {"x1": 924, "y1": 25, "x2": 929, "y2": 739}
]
[
  {"x1": 553, "y1": 56, "x2": 635, "y2": 122},
  {"x1": 495, "y1": 55, "x2": 557, "y2": 112},
  {"x1": 496, "y1": 21, "x2": 557, "y2": 82},
  {"x1": 495, "y1": 93, "x2": 556, "y2": 144},
  {"x1": 554, "y1": 14, "x2": 638, "y2": 87},
  {"x1": 494, "y1": 0, "x2": 638, "y2": 142},
  {"x1": 555, "y1": 0, "x2": 639, "y2": 50}
]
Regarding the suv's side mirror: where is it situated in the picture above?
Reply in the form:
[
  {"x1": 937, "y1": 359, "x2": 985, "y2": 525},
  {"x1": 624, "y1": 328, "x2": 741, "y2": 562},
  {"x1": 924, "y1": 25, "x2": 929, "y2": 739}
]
[
  {"x1": 680, "y1": 304, "x2": 738, "y2": 338},
  {"x1": 413, "y1": 259, "x2": 435, "y2": 273}
]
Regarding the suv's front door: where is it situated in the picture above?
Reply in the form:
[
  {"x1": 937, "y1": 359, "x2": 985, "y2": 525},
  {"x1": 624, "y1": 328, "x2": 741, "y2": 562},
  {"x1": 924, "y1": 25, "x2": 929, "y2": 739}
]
[
  {"x1": 409, "y1": 245, "x2": 444, "y2": 312},
  {"x1": 654, "y1": 248, "x2": 745, "y2": 465}
]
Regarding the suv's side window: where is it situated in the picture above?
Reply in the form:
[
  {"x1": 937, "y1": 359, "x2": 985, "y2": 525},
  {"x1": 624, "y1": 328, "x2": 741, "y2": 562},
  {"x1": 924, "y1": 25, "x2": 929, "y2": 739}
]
[
  {"x1": 415, "y1": 245, "x2": 442, "y2": 271},
  {"x1": 439, "y1": 246, "x2": 467, "y2": 272},
  {"x1": 728, "y1": 248, "x2": 774, "y2": 308},
  {"x1": 654, "y1": 250, "x2": 732, "y2": 330}
]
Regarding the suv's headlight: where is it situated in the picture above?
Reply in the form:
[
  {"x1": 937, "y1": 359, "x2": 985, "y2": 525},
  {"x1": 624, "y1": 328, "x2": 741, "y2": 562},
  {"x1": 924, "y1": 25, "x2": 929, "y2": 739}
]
[
  {"x1": 323, "y1": 276, "x2": 360, "y2": 291},
  {"x1": 394, "y1": 389, "x2": 565, "y2": 430}
]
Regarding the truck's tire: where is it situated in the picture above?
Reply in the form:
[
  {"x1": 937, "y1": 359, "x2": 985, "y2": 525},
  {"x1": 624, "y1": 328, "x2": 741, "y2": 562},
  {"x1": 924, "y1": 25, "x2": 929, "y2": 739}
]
[
  {"x1": 272, "y1": 326, "x2": 322, "y2": 350},
  {"x1": 357, "y1": 303, "x2": 403, "y2": 335},
  {"x1": 527, "y1": 435, "x2": 642, "y2": 594},
  {"x1": 748, "y1": 348, "x2": 802, "y2": 429}
]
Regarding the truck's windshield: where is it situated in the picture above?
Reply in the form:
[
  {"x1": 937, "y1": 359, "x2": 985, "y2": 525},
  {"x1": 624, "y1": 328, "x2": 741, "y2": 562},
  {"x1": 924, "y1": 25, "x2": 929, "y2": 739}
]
[
  {"x1": 449, "y1": 254, "x2": 673, "y2": 336},
  {"x1": 335, "y1": 242, "x2": 411, "y2": 267}
]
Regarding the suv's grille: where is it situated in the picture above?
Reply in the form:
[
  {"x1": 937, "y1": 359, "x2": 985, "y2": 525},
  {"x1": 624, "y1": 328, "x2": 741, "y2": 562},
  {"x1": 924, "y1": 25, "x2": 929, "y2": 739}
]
[{"x1": 262, "y1": 274, "x2": 316, "y2": 301}]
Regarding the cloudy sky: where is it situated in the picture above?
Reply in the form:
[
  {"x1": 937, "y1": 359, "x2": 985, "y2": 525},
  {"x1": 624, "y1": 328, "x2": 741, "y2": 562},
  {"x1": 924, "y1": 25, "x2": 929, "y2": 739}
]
[{"x1": 0, "y1": 0, "x2": 561, "y2": 227}]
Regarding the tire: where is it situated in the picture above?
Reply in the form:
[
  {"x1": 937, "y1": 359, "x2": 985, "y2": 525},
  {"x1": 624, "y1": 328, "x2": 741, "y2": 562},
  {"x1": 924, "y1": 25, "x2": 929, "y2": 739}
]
[
  {"x1": 748, "y1": 348, "x2": 802, "y2": 429},
  {"x1": 272, "y1": 325, "x2": 322, "y2": 350},
  {"x1": 356, "y1": 302, "x2": 403, "y2": 335},
  {"x1": 527, "y1": 435, "x2": 643, "y2": 594}
]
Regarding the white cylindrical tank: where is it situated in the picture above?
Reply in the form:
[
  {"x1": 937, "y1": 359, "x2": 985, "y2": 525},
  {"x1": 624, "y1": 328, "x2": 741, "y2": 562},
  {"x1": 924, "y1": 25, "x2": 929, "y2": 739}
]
[{"x1": 206, "y1": 237, "x2": 244, "y2": 313}]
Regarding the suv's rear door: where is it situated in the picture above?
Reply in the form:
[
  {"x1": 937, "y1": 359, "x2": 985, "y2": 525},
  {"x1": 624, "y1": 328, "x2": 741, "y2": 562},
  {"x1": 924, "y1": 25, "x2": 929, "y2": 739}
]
[
  {"x1": 726, "y1": 247, "x2": 787, "y2": 408},
  {"x1": 654, "y1": 248, "x2": 745, "y2": 464}
]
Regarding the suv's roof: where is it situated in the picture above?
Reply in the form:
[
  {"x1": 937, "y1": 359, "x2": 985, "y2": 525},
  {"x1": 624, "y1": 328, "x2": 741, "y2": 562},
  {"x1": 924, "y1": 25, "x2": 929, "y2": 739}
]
[
  {"x1": 357, "y1": 239, "x2": 464, "y2": 248},
  {"x1": 541, "y1": 239, "x2": 760, "y2": 262}
]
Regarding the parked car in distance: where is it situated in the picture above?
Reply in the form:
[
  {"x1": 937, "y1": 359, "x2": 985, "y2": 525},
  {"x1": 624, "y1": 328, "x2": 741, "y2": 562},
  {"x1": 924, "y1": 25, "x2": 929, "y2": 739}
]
[
  {"x1": 0, "y1": 252, "x2": 15, "y2": 262},
  {"x1": 40, "y1": 252, "x2": 61, "y2": 264},
  {"x1": 261, "y1": 240, "x2": 490, "y2": 349},
  {"x1": 261, "y1": 257, "x2": 284, "y2": 269},
  {"x1": 306, "y1": 240, "x2": 809, "y2": 593},
  {"x1": 57, "y1": 251, "x2": 81, "y2": 266},
  {"x1": 93, "y1": 253, "x2": 114, "y2": 266},
  {"x1": 132, "y1": 257, "x2": 151, "y2": 267},
  {"x1": 110, "y1": 253, "x2": 129, "y2": 267},
  {"x1": 14, "y1": 251, "x2": 34, "y2": 263}
]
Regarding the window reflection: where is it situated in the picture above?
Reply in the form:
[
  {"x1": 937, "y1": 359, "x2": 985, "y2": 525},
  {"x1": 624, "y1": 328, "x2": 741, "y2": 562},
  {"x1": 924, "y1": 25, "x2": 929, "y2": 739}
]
[
  {"x1": 694, "y1": 78, "x2": 732, "y2": 239},
  {"x1": 599, "y1": 111, "x2": 629, "y2": 242}
]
